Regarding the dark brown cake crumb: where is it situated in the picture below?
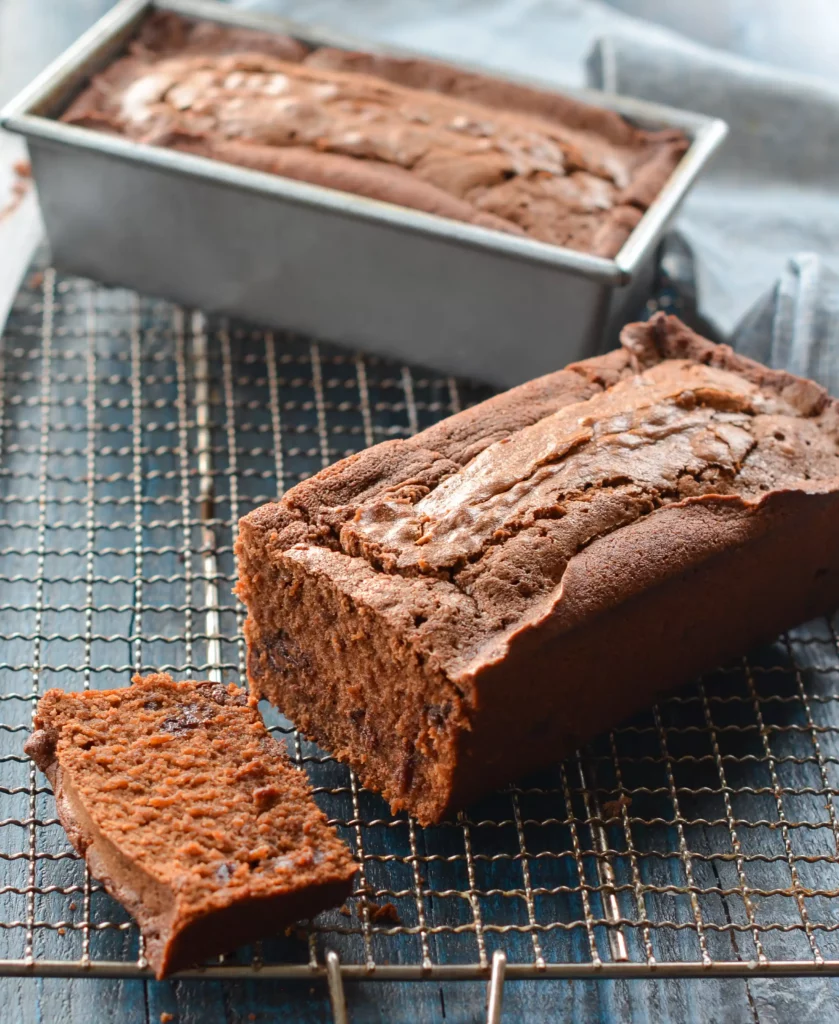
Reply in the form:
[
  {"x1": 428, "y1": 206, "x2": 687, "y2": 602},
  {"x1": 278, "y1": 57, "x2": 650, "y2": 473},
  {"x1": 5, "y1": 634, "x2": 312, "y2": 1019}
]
[
  {"x1": 369, "y1": 901, "x2": 401, "y2": 924},
  {"x1": 602, "y1": 795, "x2": 633, "y2": 818},
  {"x1": 0, "y1": 163, "x2": 31, "y2": 224}
]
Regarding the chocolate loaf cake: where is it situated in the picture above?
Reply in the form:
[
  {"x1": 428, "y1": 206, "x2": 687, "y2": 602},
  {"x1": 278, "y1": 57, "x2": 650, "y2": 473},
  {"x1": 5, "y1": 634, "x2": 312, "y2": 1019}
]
[
  {"x1": 25, "y1": 674, "x2": 356, "y2": 977},
  {"x1": 59, "y1": 11, "x2": 687, "y2": 257},
  {"x1": 236, "y1": 314, "x2": 839, "y2": 825}
]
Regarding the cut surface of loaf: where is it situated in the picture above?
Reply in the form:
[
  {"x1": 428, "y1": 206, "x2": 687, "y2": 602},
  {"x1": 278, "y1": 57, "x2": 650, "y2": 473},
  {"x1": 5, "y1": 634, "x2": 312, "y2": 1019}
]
[
  {"x1": 24, "y1": 673, "x2": 357, "y2": 977},
  {"x1": 236, "y1": 314, "x2": 839, "y2": 824},
  {"x1": 59, "y1": 11, "x2": 687, "y2": 257}
]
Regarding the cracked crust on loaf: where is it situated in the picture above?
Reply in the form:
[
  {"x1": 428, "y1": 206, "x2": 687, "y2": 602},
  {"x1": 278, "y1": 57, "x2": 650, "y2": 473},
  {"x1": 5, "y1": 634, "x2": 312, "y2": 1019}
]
[
  {"x1": 236, "y1": 314, "x2": 839, "y2": 823},
  {"x1": 59, "y1": 10, "x2": 687, "y2": 258}
]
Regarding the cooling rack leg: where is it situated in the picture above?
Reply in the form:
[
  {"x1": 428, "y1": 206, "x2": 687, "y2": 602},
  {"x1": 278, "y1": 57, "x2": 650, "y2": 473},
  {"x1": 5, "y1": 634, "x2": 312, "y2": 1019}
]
[
  {"x1": 192, "y1": 312, "x2": 223, "y2": 682},
  {"x1": 486, "y1": 950, "x2": 507, "y2": 1024},
  {"x1": 326, "y1": 950, "x2": 349, "y2": 1024},
  {"x1": 577, "y1": 757, "x2": 629, "y2": 963}
]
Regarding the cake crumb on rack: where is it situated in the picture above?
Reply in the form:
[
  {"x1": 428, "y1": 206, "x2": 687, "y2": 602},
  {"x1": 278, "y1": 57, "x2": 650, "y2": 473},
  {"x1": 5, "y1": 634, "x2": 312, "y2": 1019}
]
[
  {"x1": 602, "y1": 794, "x2": 632, "y2": 818},
  {"x1": 369, "y1": 901, "x2": 400, "y2": 924}
]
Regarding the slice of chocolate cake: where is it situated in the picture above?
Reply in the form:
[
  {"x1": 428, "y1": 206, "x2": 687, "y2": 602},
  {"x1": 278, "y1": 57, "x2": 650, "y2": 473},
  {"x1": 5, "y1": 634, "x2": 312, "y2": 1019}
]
[{"x1": 25, "y1": 673, "x2": 357, "y2": 978}]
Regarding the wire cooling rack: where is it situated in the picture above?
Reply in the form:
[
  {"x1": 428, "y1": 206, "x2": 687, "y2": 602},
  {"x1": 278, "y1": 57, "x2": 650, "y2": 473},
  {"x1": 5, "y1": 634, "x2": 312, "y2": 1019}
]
[{"x1": 2, "y1": 257, "x2": 839, "y2": 1023}]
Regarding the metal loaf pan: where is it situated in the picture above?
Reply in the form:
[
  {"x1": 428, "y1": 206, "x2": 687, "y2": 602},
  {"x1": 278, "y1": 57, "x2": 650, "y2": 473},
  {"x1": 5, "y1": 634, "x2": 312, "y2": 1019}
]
[{"x1": 1, "y1": 0, "x2": 727, "y2": 387}]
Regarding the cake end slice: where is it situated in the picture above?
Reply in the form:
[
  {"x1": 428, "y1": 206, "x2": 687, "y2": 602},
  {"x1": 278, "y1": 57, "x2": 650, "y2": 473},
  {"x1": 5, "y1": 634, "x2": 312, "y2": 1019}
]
[{"x1": 24, "y1": 673, "x2": 357, "y2": 978}]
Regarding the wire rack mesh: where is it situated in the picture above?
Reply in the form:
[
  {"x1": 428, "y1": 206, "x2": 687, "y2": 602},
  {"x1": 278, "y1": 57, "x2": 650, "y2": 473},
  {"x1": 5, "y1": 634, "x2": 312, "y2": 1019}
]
[{"x1": 2, "y1": 255, "x2": 839, "y2": 1008}]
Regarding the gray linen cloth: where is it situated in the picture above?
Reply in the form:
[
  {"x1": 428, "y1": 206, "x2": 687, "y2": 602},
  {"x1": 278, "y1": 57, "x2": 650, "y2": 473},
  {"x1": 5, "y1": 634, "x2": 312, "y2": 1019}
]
[
  {"x1": 587, "y1": 33, "x2": 839, "y2": 337},
  {"x1": 735, "y1": 255, "x2": 839, "y2": 380}
]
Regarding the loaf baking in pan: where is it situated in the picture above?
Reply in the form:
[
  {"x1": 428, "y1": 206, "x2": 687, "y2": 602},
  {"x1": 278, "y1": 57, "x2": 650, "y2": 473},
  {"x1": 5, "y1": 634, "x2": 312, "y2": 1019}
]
[
  {"x1": 61, "y1": 10, "x2": 687, "y2": 258},
  {"x1": 25, "y1": 674, "x2": 357, "y2": 977},
  {"x1": 236, "y1": 313, "x2": 839, "y2": 824}
]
